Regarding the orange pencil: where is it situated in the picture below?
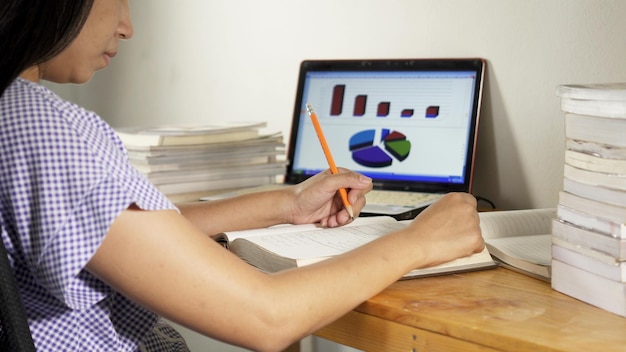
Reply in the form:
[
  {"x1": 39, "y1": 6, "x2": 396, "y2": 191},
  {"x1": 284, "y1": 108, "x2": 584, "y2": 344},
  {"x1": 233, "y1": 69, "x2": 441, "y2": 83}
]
[{"x1": 306, "y1": 103, "x2": 354, "y2": 219}]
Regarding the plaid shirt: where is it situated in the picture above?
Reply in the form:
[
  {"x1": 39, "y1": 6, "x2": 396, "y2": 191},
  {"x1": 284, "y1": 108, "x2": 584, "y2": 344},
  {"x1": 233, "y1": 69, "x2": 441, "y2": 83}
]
[{"x1": 0, "y1": 78, "x2": 185, "y2": 351}]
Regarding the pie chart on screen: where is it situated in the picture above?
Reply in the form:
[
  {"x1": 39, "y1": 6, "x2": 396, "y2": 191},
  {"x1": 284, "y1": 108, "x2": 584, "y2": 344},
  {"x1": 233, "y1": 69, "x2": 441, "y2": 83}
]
[{"x1": 349, "y1": 129, "x2": 411, "y2": 168}]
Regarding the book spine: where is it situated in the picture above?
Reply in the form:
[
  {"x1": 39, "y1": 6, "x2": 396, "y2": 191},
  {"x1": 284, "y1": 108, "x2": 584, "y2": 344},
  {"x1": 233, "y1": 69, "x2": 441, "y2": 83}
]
[
  {"x1": 551, "y1": 241, "x2": 626, "y2": 282},
  {"x1": 563, "y1": 164, "x2": 626, "y2": 192},
  {"x1": 551, "y1": 260, "x2": 626, "y2": 318},
  {"x1": 565, "y1": 113, "x2": 626, "y2": 148},
  {"x1": 563, "y1": 178, "x2": 626, "y2": 207},
  {"x1": 556, "y1": 204, "x2": 626, "y2": 239},
  {"x1": 552, "y1": 219, "x2": 626, "y2": 261}
]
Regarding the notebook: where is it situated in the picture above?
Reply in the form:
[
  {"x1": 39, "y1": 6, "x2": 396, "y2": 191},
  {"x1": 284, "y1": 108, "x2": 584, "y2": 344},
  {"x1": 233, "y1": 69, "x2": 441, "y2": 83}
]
[{"x1": 204, "y1": 58, "x2": 486, "y2": 220}]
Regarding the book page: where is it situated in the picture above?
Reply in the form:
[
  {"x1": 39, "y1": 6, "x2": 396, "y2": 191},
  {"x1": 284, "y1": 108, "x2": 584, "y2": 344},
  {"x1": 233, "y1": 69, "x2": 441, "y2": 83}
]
[
  {"x1": 403, "y1": 247, "x2": 494, "y2": 278},
  {"x1": 223, "y1": 216, "x2": 398, "y2": 242},
  {"x1": 486, "y1": 234, "x2": 552, "y2": 266},
  {"x1": 479, "y1": 208, "x2": 556, "y2": 239},
  {"x1": 234, "y1": 221, "x2": 407, "y2": 259}
]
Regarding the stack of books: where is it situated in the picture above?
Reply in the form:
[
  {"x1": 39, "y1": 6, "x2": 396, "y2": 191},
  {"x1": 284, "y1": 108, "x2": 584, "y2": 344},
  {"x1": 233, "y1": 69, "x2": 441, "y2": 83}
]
[
  {"x1": 115, "y1": 122, "x2": 287, "y2": 202},
  {"x1": 552, "y1": 83, "x2": 626, "y2": 317}
]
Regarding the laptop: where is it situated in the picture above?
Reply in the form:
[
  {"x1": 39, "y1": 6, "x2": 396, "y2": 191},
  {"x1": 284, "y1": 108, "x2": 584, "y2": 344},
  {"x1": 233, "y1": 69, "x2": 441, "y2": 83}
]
[{"x1": 204, "y1": 58, "x2": 486, "y2": 220}]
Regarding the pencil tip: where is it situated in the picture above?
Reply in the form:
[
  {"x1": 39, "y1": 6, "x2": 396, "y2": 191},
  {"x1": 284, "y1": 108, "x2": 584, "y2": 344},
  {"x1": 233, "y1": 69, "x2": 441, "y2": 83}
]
[{"x1": 346, "y1": 205, "x2": 355, "y2": 220}]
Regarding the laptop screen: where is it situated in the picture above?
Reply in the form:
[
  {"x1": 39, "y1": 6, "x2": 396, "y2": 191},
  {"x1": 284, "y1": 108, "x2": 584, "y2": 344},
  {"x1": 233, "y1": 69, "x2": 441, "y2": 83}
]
[{"x1": 285, "y1": 59, "x2": 485, "y2": 194}]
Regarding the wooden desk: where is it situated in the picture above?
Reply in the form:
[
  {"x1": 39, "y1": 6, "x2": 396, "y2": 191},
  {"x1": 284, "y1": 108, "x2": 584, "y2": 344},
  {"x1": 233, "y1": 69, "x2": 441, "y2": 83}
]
[{"x1": 315, "y1": 267, "x2": 626, "y2": 351}]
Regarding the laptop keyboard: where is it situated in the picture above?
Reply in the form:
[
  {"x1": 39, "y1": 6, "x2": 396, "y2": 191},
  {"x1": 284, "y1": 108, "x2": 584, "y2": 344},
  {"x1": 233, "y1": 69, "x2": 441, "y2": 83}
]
[
  {"x1": 204, "y1": 184, "x2": 442, "y2": 207},
  {"x1": 366, "y1": 190, "x2": 442, "y2": 206}
]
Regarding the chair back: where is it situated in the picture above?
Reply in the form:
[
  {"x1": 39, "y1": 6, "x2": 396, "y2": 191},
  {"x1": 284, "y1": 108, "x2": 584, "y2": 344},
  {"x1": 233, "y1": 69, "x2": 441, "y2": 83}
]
[{"x1": 0, "y1": 238, "x2": 36, "y2": 351}]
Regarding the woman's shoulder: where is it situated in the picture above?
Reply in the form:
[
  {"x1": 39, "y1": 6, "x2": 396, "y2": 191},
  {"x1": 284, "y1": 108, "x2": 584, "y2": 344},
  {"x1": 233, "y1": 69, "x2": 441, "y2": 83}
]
[
  {"x1": 1, "y1": 78, "x2": 122, "y2": 153},
  {"x1": 4, "y1": 78, "x2": 99, "y2": 124}
]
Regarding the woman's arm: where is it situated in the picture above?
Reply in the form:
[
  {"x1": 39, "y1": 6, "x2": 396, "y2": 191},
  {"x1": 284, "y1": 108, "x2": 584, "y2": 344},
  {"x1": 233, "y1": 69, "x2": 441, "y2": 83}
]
[
  {"x1": 176, "y1": 168, "x2": 373, "y2": 234},
  {"x1": 86, "y1": 192, "x2": 483, "y2": 352}
]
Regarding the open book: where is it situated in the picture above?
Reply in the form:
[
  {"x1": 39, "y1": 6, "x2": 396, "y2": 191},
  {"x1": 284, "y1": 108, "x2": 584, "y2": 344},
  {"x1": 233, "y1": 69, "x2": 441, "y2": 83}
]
[
  {"x1": 215, "y1": 216, "x2": 496, "y2": 279},
  {"x1": 480, "y1": 208, "x2": 556, "y2": 281}
]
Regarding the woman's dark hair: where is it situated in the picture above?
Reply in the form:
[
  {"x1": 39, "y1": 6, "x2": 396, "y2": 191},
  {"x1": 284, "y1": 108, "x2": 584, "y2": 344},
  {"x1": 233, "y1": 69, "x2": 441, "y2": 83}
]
[{"x1": 0, "y1": 0, "x2": 94, "y2": 94}]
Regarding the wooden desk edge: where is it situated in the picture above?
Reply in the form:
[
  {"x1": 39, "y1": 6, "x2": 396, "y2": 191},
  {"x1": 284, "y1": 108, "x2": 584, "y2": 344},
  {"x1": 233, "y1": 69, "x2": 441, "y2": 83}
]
[{"x1": 315, "y1": 310, "x2": 499, "y2": 352}]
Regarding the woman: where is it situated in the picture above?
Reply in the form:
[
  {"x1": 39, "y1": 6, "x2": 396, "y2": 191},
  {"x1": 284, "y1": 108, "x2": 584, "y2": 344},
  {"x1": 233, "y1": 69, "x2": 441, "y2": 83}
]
[{"x1": 0, "y1": 1, "x2": 485, "y2": 351}]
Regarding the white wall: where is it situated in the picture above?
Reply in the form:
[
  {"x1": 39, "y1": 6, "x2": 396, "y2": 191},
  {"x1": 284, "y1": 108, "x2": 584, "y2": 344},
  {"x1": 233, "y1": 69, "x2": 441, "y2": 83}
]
[
  {"x1": 51, "y1": 0, "x2": 626, "y2": 212},
  {"x1": 47, "y1": 0, "x2": 626, "y2": 350}
]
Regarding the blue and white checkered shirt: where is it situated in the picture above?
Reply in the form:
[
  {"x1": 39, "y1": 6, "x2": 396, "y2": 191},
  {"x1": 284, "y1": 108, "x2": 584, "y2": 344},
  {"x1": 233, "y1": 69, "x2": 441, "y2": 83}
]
[{"x1": 0, "y1": 78, "x2": 185, "y2": 351}]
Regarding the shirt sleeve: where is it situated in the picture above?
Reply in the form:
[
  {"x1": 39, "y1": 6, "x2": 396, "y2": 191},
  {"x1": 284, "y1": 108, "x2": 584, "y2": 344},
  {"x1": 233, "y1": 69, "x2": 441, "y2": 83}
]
[{"x1": 1, "y1": 86, "x2": 177, "y2": 309}]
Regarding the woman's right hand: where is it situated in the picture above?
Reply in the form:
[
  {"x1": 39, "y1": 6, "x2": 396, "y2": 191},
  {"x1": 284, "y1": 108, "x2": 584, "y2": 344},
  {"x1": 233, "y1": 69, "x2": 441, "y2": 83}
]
[{"x1": 404, "y1": 192, "x2": 485, "y2": 268}]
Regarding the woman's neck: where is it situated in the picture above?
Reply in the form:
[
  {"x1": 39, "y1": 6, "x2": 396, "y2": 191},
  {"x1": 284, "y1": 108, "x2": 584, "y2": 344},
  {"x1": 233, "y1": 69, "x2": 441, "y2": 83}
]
[{"x1": 20, "y1": 66, "x2": 41, "y2": 82}]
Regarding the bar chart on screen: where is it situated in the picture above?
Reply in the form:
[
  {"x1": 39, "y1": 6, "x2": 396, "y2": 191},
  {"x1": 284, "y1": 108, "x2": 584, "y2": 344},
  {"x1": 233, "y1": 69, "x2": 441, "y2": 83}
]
[{"x1": 328, "y1": 84, "x2": 441, "y2": 119}]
